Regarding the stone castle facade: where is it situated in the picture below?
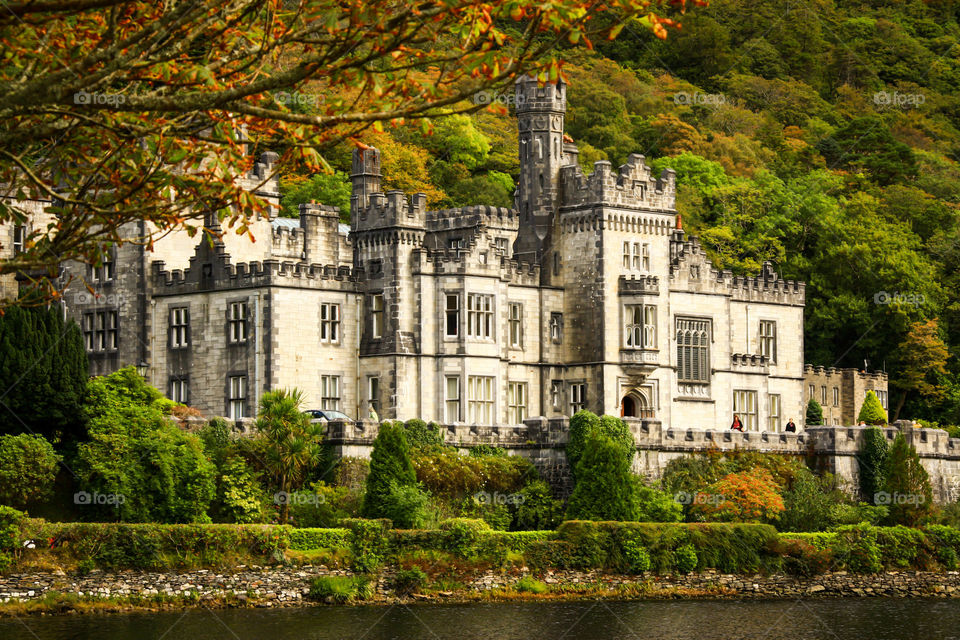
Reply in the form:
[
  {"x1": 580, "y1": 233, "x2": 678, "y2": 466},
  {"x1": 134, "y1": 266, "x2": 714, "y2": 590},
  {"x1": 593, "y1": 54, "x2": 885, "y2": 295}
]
[{"x1": 0, "y1": 77, "x2": 887, "y2": 430}]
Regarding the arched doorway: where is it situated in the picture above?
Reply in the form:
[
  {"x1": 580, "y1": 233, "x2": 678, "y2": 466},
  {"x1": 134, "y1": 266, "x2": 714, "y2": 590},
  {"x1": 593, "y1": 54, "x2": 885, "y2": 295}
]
[{"x1": 621, "y1": 389, "x2": 653, "y2": 419}]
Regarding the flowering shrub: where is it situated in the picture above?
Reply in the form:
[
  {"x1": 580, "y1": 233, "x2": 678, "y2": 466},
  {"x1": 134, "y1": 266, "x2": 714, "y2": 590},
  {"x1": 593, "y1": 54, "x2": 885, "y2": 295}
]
[{"x1": 692, "y1": 467, "x2": 785, "y2": 523}]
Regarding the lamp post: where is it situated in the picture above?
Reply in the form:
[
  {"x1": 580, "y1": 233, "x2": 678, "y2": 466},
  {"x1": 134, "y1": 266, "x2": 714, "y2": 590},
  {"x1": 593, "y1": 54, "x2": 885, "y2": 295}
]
[{"x1": 136, "y1": 360, "x2": 149, "y2": 378}]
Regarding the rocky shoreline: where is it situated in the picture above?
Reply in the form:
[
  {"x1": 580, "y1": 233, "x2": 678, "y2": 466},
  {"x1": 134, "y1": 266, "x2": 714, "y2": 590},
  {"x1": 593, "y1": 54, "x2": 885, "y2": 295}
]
[{"x1": 1, "y1": 566, "x2": 959, "y2": 613}]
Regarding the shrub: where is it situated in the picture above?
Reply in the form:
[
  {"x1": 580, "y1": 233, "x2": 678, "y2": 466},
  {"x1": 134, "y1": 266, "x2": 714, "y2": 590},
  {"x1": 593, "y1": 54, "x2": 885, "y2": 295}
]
[
  {"x1": 523, "y1": 540, "x2": 574, "y2": 570},
  {"x1": 512, "y1": 480, "x2": 563, "y2": 531},
  {"x1": 674, "y1": 544, "x2": 698, "y2": 573},
  {"x1": 858, "y1": 427, "x2": 890, "y2": 505},
  {"x1": 393, "y1": 567, "x2": 428, "y2": 595},
  {"x1": 777, "y1": 468, "x2": 840, "y2": 532},
  {"x1": 881, "y1": 433, "x2": 933, "y2": 526},
  {"x1": 308, "y1": 575, "x2": 372, "y2": 603},
  {"x1": 411, "y1": 447, "x2": 534, "y2": 500},
  {"x1": 332, "y1": 457, "x2": 370, "y2": 491},
  {"x1": 469, "y1": 444, "x2": 506, "y2": 457},
  {"x1": 858, "y1": 391, "x2": 888, "y2": 425},
  {"x1": 363, "y1": 422, "x2": 417, "y2": 520},
  {"x1": 621, "y1": 533, "x2": 651, "y2": 573},
  {"x1": 806, "y1": 398, "x2": 823, "y2": 426},
  {"x1": 0, "y1": 506, "x2": 25, "y2": 572},
  {"x1": 403, "y1": 419, "x2": 444, "y2": 450},
  {"x1": 514, "y1": 576, "x2": 549, "y2": 594},
  {"x1": 692, "y1": 467, "x2": 785, "y2": 523},
  {"x1": 0, "y1": 433, "x2": 60, "y2": 509},
  {"x1": 440, "y1": 518, "x2": 491, "y2": 558},
  {"x1": 287, "y1": 482, "x2": 362, "y2": 528},
  {"x1": 565, "y1": 434, "x2": 638, "y2": 522},
  {"x1": 199, "y1": 418, "x2": 231, "y2": 465},
  {"x1": 342, "y1": 518, "x2": 391, "y2": 573},
  {"x1": 832, "y1": 524, "x2": 883, "y2": 573},
  {"x1": 633, "y1": 480, "x2": 683, "y2": 522},
  {"x1": 214, "y1": 457, "x2": 268, "y2": 524},
  {"x1": 829, "y1": 502, "x2": 888, "y2": 527},
  {"x1": 457, "y1": 497, "x2": 512, "y2": 531},
  {"x1": 380, "y1": 483, "x2": 433, "y2": 529},
  {"x1": 778, "y1": 538, "x2": 833, "y2": 576}
]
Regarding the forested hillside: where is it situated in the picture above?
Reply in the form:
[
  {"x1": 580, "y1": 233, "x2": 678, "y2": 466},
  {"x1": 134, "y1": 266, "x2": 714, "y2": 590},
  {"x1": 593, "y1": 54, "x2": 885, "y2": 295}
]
[{"x1": 281, "y1": 0, "x2": 960, "y2": 426}]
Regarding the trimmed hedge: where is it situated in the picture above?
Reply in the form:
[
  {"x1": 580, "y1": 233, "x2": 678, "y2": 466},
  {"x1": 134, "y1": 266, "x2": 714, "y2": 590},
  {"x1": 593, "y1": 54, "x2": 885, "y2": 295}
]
[
  {"x1": 20, "y1": 520, "x2": 289, "y2": 570},
  {"x1": 10, "y1": 517, "x2": 960, "y2": 577},
  {"x1": 288, "y1": 528, "x2": 349, "y2": 551},
  {"x1": 550, "y1": 521, "x2": 782, "y2": 574}
]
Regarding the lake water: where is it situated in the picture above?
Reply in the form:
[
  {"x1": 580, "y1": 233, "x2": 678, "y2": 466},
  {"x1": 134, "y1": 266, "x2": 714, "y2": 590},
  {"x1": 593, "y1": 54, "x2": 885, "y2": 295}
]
[{"x1": 2, "y1": 598, "x2": 959, "y2": 639}]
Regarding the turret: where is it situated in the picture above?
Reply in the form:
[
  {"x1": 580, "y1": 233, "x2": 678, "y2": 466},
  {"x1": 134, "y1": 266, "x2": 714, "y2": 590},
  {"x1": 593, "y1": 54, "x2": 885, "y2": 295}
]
[
  {"x1": 350, "y1": 147, "x2": 381, "y2": 212},
  {"x1": 514, "y1": 75, "x2": 567, "y2": 261}
]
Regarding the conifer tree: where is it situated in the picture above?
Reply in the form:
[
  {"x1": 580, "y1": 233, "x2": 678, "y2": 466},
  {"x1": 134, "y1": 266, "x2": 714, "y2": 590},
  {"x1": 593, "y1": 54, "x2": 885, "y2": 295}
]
[
  {"x1": 362, "y1": 421, "x2": 417, "y2": 521},
  {"x1": 858, "y1": 391, "x2": 888, "y2": 425},
  {"x1": 0, "y1": 305, "x2": 87, "y2": 442},
  {"x1": 858, "y1": 426, "x2": 889, "y2": 504},
  {"x1": 881, "y1": 433, "x2": 933, "y2": 526},
  {"x1": 565, "y1": 434, "x2": 638, "y2": 522},
  {"x1": 805, "y1": 398, "x2": 823, "y2": 426}
]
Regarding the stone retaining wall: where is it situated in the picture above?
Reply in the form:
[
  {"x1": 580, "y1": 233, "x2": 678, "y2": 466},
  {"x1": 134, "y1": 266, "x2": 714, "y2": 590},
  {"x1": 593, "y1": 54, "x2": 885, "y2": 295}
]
[{"x1": 3, "y1": 567, "x2": 960, "y2": 605}]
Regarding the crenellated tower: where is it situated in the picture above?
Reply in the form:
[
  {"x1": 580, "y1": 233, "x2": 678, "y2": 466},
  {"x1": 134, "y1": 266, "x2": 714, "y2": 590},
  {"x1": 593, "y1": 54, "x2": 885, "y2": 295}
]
[{"x1": 514, "y1": 75, "x2": 568, "y2": 262}]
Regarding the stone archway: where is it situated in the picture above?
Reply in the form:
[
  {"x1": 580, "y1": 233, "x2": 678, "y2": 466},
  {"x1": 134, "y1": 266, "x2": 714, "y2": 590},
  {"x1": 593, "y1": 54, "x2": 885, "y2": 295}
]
[{"x1": 621, "y1": 389, "x2": 651, "y2": 418}]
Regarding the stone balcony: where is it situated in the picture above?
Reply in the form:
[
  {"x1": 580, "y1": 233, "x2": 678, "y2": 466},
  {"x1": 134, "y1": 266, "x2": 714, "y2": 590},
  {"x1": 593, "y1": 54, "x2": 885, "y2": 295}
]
[{"x1": 618, "y1": 274, "x2": 660, "y2": 296}]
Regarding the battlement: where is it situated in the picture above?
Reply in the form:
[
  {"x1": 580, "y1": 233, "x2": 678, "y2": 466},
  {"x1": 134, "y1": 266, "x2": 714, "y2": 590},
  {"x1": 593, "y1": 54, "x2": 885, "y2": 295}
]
[
  {"x1": 413, "y1": 246, "x2": 540, "y2": 286},
  {"x1": 559, "y1": 153, "x2": 676, "y2": 212},
  {"x1": 804, "y1": 364, "x2": 889, "y2": 383},
  {"x1": 618, "y1": 274, "x2": 660, "y2": 296},
  {"x1": 351, "y1": 190, "x2": 427, "y2": 232},
  {"x1": 426, "y1": 205, "x2": 518, "y2": 231},
  {"x1": 150, "y1": 257, "x2": 364, "y2": 296}
]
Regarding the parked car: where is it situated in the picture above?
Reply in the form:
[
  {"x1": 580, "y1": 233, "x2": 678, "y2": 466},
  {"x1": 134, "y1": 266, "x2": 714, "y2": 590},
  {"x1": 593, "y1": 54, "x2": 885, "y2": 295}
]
[{"x1": 305, "y1": 409, "x2": 352, "y2": 423}]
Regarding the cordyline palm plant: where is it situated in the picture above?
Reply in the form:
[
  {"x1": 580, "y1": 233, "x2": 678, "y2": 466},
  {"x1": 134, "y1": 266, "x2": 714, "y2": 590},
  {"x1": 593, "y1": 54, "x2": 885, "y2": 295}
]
[{"x1": 254, "y1": 388, "x2": 323, "y2": 523}]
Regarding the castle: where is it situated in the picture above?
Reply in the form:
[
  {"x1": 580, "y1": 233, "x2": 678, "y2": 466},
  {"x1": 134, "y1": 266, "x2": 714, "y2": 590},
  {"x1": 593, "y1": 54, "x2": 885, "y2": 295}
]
[{"x1": 1, "y1": 77, "x2": 887, "y2": 431}]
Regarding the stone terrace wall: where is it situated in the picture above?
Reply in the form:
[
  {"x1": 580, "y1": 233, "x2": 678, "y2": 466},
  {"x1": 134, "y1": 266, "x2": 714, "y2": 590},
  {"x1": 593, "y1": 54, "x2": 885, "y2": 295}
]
[
  {"x1": 3, "y1": 567, "x2": 960, "y2": 605},
  {"x1": 322, "y1": 418, "x2": 960, "y2": 503}
]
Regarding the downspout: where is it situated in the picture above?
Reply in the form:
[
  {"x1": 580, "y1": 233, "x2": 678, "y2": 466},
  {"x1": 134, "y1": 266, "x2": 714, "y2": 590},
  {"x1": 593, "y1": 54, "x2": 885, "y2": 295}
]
[{"x1": 254, "y1": 290, "x2": 262, "y2": 408}]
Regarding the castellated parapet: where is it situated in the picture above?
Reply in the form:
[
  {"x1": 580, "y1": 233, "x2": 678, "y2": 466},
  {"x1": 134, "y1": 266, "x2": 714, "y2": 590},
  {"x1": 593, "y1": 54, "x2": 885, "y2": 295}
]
[
  {"x1": 351, "y1": 190, "x2": 428, "y2": 233},
  {"x1": 412, "y1": 246, "x2": 540, "y2": 287},
  {"x1": 559, "y1": 153, "x2": 676, "y2": 213},
  {"x1": 669, "y1": 232, "x2": 806, "y2": 305},
  {"x1": 426, "y1": 205, "x2": 518, "y2": 232},
  {"x1": 150, "y1": 257, "x2": 363, "y2": 296}
]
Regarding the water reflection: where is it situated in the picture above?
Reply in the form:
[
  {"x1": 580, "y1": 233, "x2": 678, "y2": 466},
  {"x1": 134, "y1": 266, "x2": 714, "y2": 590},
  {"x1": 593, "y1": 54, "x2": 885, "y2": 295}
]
[{"x1": 0, "y1": 598, "x2": 957, "y2": 639}]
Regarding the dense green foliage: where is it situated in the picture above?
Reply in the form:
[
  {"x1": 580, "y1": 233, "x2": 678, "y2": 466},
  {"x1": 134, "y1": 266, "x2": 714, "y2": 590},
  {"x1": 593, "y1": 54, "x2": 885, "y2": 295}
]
[
  {"x1": 566, "y1": 434, "x2": 638, "y2": 521},
  {"x1": 0, "y1": 305, "x2": 87, "y2": 442},
  {"x1": 0, "y1": 506, "x2": 24, "y2": 571},
  {"x1": 566, "y1": 411, "x2": 634, "y2": 478},
  {"x1": 0, "y1": 434, "x2": 60, "y2": 509},
  {"x1": 402, "y1": 419, "x2": 444, "y2": 450},
  {"x1": 75, "y1": 368, "x2": 216, "y2": 523},
  {"x1": 881, "y1": 433, "x2": 933, "y2": 526},
  {"x1": 858, "y1": 427, "x2": 890, "y2": 504},
  {"x1": 362, "y1": 422, "x2": 424, "y2": 527}
]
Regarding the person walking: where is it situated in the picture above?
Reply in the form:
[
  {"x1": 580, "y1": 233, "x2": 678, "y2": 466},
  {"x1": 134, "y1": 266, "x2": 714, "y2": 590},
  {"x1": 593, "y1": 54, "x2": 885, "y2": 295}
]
[{"x1": 731, "y1": 414, "x2": 744, "y2": 431}]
